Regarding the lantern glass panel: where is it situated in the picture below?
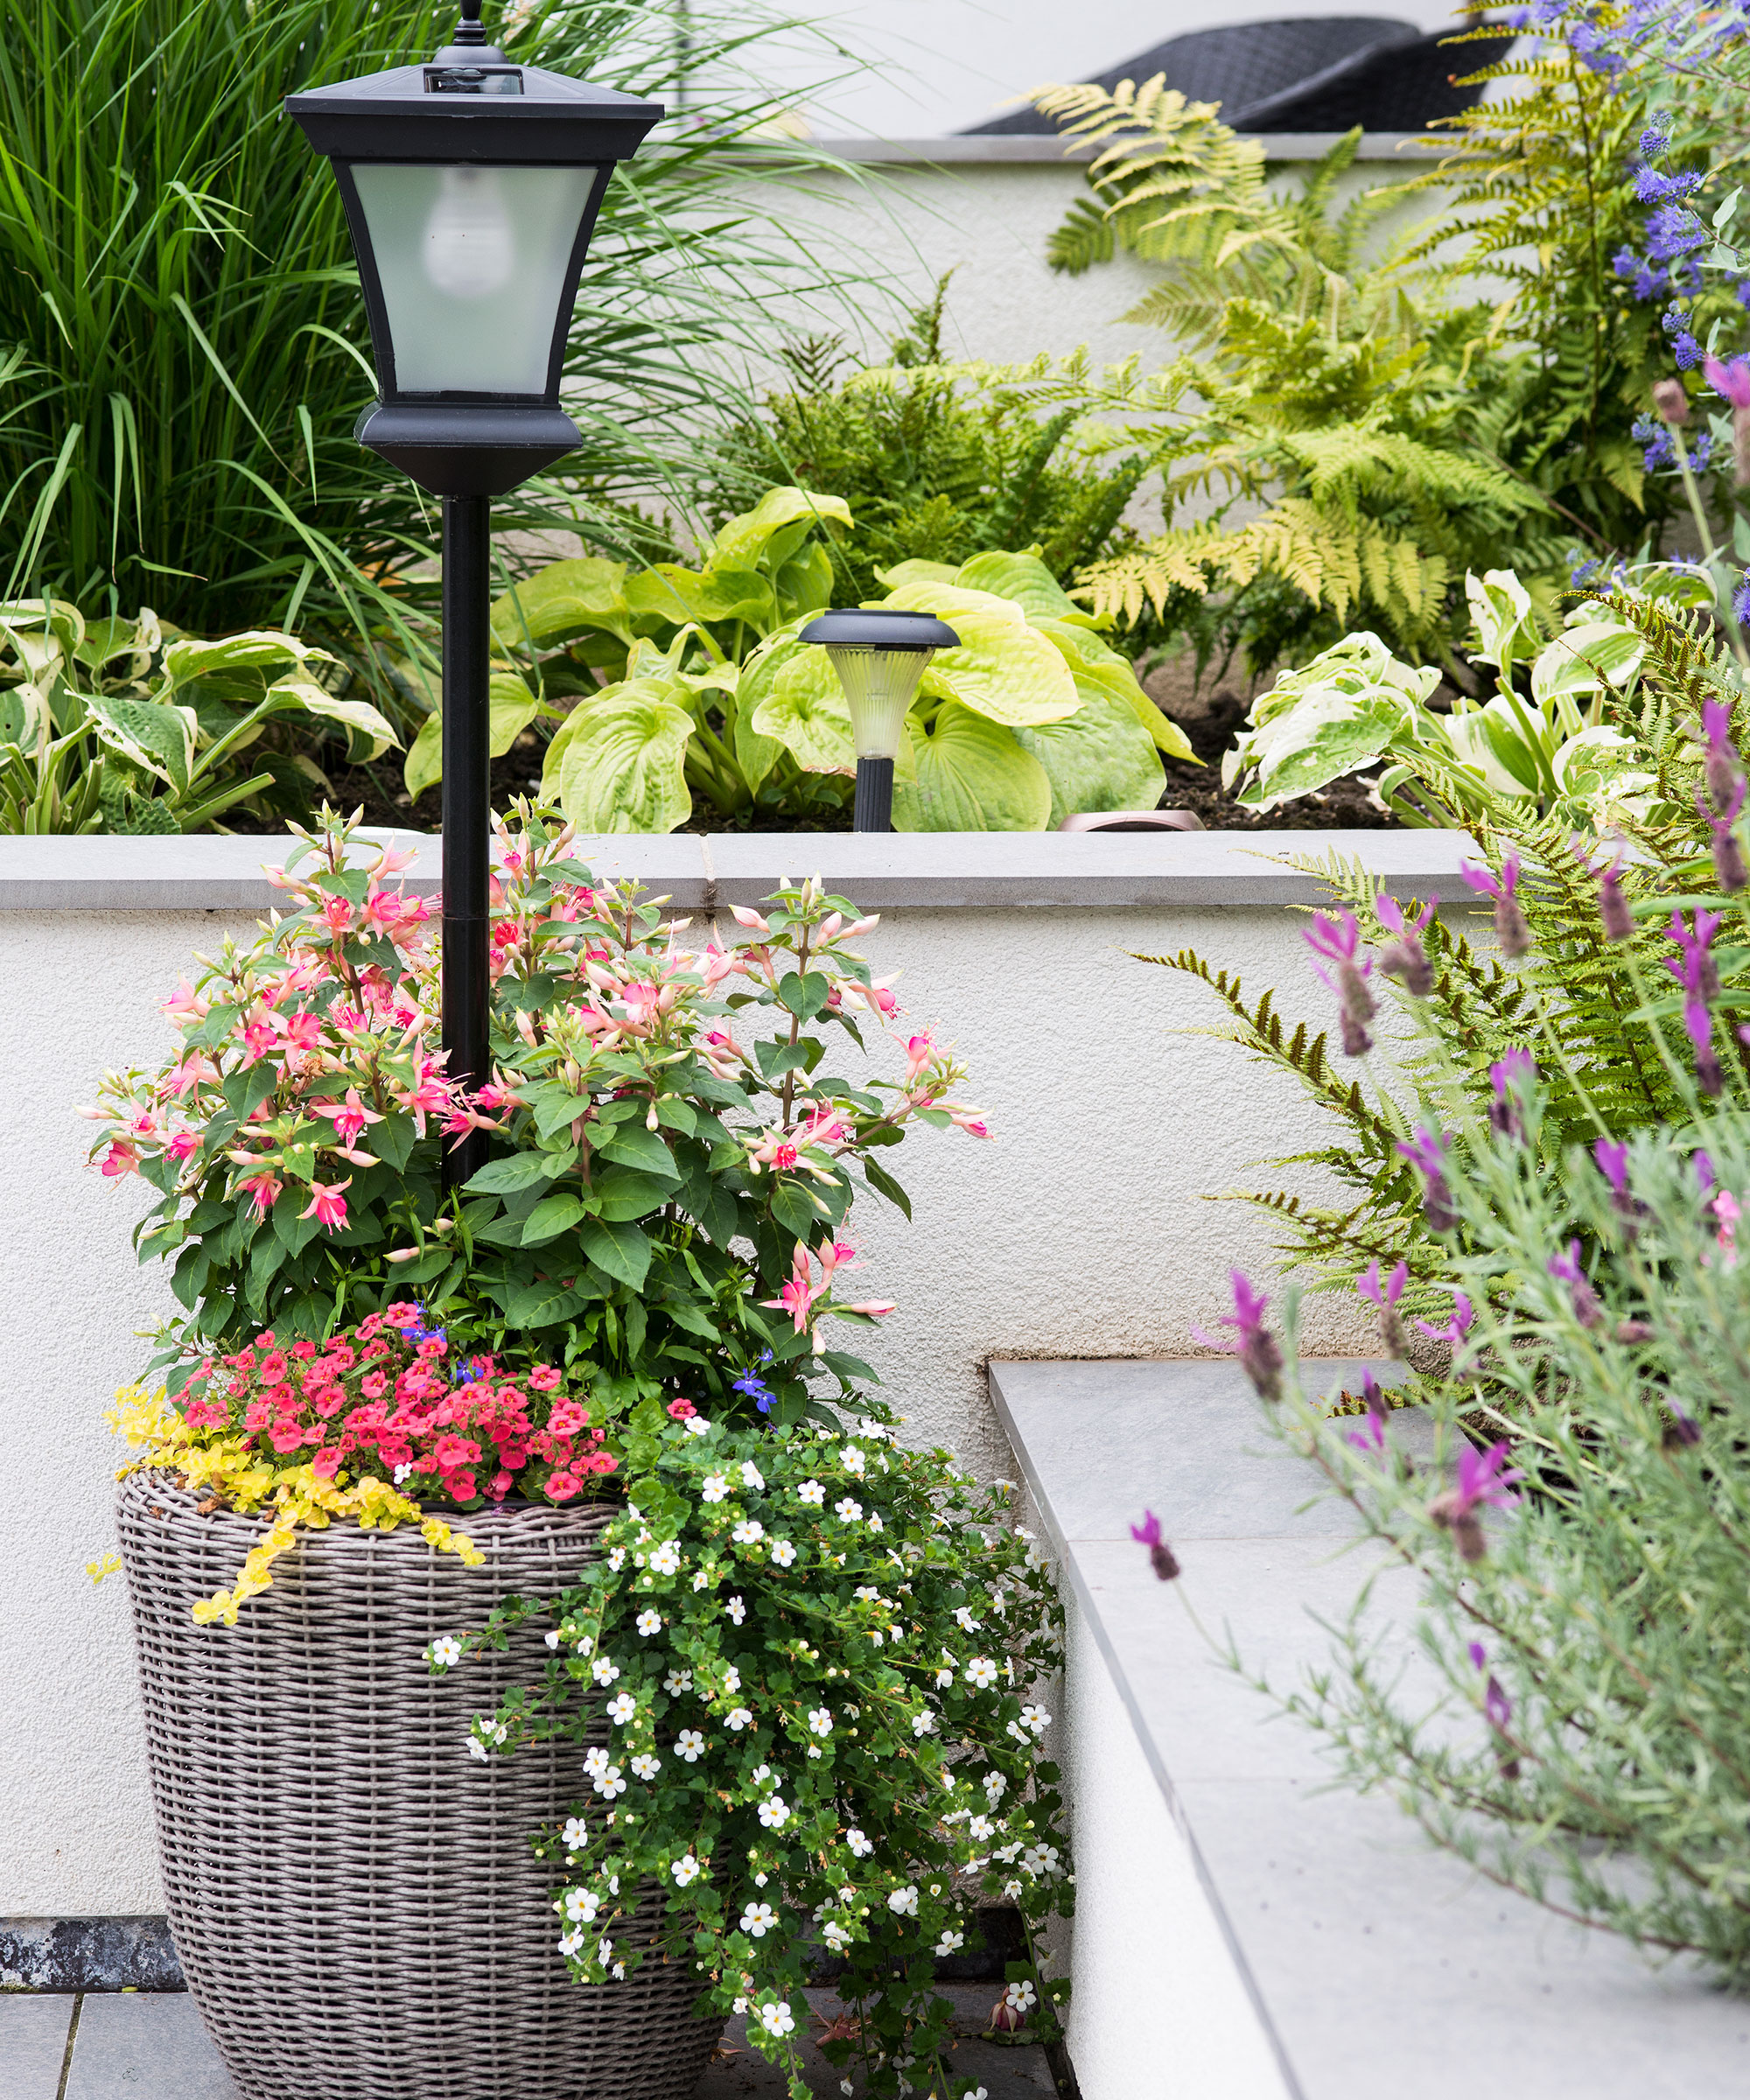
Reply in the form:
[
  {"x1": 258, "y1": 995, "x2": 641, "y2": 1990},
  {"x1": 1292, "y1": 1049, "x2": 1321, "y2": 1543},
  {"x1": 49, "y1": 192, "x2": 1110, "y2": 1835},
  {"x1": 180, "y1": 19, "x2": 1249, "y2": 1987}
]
[{"x1": 351, "y1": 162, "x2": 598, "y2": 395}]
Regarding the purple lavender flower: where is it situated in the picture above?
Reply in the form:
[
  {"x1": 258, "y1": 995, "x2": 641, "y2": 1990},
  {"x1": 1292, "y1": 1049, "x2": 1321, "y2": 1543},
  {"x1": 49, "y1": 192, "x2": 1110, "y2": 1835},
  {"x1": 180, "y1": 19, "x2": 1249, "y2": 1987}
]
[
  {"x1": 1430, "y1": 1442, "x2": 1524, "y2": 1564},
  {"x1": 1357, "y1": 1257, "x2": 1409, "y2": 1356},
  {"x1": 1397, "y1": 1126, "x2": 1458, "y2": 1233},
  {"x1": 1305, "y1": 907, "x2": 1376, "y2": 1056},
  {"x1": 1488, "y1": 1047, "x2": 1536, "y2": 1141},
  {"x1": 1598, "y1": 857, "x2": 1634, "y2": 942},
  {"x1": 1701, "y1": 778, "x2": 1748, "y2": 893},
  {"x1": 1468, "y1": 1642, "x2": 1522, "y2": 1779},
  {"x1": 1548, "y1": 1239, "x2": 1605, "y2": 1329},
  {"x1": 1651, "y1": 372, "x2": 1690, "y2": 422},
  {"x1": 1130, "y1": 1509, "x2": 1181, "y2": 1581},
  {"x1": 1696, "y1": 1149, "x2": 1715, "y2": 1193},
  {"x1": 1461, "y1": 855, "x2": 1531, "y2": 961},
  {"x1": 1375, "y1": 893, "x2": 1435, "y2": 996},
  {"x1": 1663, "y1": 1404, "x2": 1702, "y2": 1450},
  {"x1": 1191, "y1": 1270, "x2": 1285, "y2": 1403},
  {"x1": 1665, "y1": 906, "x2": 1726, "y2": 1094},
  {"x1": 1702, "y1": 697, "x2": 1744, "y2": 813},
  {"x1": 1414, "y1": 1289, "x2": 1474, "y2": 1349},
  {"x1": 1593, "y1": 1136, "x2": 1645, "y2": 1236}
]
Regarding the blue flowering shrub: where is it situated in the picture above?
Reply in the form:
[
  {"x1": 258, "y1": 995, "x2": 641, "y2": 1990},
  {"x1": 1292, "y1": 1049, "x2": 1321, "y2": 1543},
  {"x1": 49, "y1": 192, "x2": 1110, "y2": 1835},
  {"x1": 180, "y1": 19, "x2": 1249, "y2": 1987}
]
[{"x1": 435, "y1": 1409, "x2": 1071, "y2": 2097}]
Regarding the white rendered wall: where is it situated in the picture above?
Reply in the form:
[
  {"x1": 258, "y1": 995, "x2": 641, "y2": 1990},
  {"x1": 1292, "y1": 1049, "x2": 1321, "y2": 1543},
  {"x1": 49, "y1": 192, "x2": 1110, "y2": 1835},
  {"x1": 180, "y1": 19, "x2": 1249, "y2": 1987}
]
[{"x1": 0, "y1": 863, "x2": 1418, "y2": 1914}]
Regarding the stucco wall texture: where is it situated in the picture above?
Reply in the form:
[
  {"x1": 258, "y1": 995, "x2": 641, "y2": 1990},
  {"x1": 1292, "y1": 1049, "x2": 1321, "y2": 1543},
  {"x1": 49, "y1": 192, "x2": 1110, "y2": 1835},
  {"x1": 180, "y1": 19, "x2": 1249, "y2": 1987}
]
[{"x1": 1, "y1": 892, "x2": 1373, "y2": 1915}]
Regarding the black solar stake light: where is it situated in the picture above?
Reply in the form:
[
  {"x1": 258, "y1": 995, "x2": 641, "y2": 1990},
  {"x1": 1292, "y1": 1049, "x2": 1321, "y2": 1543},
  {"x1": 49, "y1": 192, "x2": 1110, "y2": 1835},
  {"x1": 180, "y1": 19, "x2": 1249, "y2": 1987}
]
[
  {"x1": 286, "y1": 1, "x2": 662, "y2": 1186},
  {"x1": 798, "y1": 608, "x2": 960, "y2": 832}
]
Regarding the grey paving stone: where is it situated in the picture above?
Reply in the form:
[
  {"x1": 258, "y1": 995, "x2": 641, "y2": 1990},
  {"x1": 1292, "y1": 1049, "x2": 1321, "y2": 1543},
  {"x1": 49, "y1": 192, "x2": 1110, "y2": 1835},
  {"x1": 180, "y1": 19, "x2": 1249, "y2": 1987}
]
[
  {"x1": 64, "y1": 1992, "x2": 241, "y2": 2100},
  {"x1": 0, "y1": 1991, "x2": 74, "y2": 2100}
]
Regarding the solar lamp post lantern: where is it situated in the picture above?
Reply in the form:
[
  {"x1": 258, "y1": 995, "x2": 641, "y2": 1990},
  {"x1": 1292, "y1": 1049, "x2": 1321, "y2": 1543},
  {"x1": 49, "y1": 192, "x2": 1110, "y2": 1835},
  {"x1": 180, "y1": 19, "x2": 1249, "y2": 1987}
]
[
  {"x1": 285, "y1": 0, "x2": 662, "y2": 1187},
  {"x1": 797, "y1": 607, "x2": 960, "y2": 832}
]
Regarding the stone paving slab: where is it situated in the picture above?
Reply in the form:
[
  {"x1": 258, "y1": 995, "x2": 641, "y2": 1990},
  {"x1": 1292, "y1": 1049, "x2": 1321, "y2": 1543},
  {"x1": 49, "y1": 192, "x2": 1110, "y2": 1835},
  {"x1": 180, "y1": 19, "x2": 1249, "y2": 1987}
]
[{"x1": 6, "y1": 1984, "x2": 1056, "y2": 2099}]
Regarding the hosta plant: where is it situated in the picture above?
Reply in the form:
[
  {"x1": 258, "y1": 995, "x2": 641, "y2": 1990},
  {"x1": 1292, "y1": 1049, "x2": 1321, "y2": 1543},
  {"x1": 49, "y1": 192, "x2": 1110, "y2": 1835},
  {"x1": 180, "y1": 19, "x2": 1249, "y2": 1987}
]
[
  {"x1": 1222, "y1": 568, "x2": 1652, "y2": 825},
  {"x1": 1, "y1": 598, "x2": 398, "y2": 833},
  {"x1": 80, "y1": 808, "x2": 984, "y2": 1420},
  {"x1": 443, "y1": 1405, "x2": 1072, "y2": 2096}
]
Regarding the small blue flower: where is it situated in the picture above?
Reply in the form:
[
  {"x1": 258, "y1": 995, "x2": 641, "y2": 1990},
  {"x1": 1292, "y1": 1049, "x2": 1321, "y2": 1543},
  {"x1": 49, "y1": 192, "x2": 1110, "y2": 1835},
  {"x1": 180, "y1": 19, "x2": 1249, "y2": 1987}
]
[
  {"x1": 1733, "y1": 576, "x2": 1750, "y2": 626},
  {"x1": 1647, "y1": 203, "x2": 1708, "y2": 264},
  {"x1": 1571, "y1": 556, "x2": 1602, "y2": 587},
  {"x1": 1640, "y1": 118, "x2": 1672, "y2": 158},
  {"x1": 1674, "y1": 332, "x2": 1704, "y2": 369},
  {"x1": 732, "y1": 1368, "x2": 776, "y2": 1415}
]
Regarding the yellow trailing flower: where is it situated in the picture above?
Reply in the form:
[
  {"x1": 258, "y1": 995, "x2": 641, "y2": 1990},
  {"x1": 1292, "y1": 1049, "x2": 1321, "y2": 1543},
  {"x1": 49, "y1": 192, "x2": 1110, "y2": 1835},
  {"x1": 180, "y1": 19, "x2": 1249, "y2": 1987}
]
[{"x1": 109, "y1": 1382, "x2": 481, "y2": 1626}]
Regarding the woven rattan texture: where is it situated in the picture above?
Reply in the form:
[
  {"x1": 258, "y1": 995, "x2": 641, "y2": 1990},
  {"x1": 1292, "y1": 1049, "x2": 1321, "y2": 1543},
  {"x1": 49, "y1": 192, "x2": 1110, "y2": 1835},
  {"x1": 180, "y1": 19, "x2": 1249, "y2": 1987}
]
[{"x1": 117, "y1": 1474, "x2": 718, "y2": 2100}]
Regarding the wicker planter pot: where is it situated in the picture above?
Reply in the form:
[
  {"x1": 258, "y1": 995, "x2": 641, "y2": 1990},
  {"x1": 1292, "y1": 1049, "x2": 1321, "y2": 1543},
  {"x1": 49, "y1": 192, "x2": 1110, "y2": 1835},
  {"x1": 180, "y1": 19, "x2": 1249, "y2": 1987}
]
[{"x1": 117, "y1": 1474, "x2": 718, "y2": 2100}]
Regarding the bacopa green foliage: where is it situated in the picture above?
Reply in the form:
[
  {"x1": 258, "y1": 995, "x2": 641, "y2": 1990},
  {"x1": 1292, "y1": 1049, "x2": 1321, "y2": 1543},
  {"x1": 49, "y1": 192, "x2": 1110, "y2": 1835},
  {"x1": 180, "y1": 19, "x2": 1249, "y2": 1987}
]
[
  {"x1": 85, "y1": 809, "x2": 988, "y2": 1418},
  {"x1": 1243, "y1": 1075, "x2": 1750, "y2": 1979},
  {"x1": 444, "y1": 1410, "x2": 1070, "y2": 2097}
]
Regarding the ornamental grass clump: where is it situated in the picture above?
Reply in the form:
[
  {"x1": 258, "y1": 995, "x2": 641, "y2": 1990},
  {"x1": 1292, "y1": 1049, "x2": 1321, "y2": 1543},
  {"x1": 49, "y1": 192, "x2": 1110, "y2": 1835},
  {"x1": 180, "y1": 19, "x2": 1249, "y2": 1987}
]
[
  {"x1": 438, "y1": 1406, "x2": 1069, "y2": 2097},
  {"x1": 1225, "y1": 1084, "x2": 1750, "y2": 1981}
]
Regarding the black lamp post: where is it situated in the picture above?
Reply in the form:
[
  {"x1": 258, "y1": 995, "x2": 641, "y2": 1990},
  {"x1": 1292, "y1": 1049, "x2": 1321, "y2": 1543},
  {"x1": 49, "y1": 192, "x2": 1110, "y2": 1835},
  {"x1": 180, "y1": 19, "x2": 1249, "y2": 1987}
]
[
  {"x1": 797, "y1": 608, "x2": 960, "y2": 831},
  {"x1": 286, "y1": 3, "x2": 661, "y2": 1186}
]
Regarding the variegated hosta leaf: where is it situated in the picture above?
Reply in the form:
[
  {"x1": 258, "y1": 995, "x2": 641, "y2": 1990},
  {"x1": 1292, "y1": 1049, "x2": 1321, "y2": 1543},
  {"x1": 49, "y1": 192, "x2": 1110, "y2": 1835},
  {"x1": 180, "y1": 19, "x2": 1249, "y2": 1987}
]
[
  {"x1": 82, "y1": 693, "x2": 197, "y2": 795},
  {"x1": 1466, "y1": 568, "x2": 1540, "y2": 674},
  {"x1": 161, "y1": 629, "x2": 331, "y2": 685},
  {"x1": 0, "y1": 598, "x2": 85, "y2": 678},
  {"x1": 267, "y1": 676, "x2": 401, "y2": 761},
  {"x1": 0, "y1": 678, "x2": 52, "y2": 756}
]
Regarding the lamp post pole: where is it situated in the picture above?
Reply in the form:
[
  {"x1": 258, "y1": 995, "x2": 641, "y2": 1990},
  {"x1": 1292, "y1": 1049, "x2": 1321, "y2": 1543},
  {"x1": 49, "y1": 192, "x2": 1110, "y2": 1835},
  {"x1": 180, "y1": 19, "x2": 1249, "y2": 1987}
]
[
  {"x1": 852, "y1": 756, "x2": 894, "y2": 834},
  {"x1": 440, "y1": 494, "x2": 494, "y2": 1191}
]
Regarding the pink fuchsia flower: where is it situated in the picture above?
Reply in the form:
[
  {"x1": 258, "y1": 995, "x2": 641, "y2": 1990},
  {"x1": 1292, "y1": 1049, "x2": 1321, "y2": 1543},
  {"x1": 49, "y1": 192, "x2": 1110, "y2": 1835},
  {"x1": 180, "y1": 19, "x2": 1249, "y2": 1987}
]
[
  {"x1": 100, "y1": 1140, "x2": 139, "y2": 1178},
  {"x1": 1129, "y1": 1509, "x2": 1181, "y2": 1582},
  {"x1": 300, "y1": 1178, "x2": 352, "y2": 1232},
  {"x1": 763, "y1": 1242, "x2": 827, "y2": 1334},
  {"x1": 1460, "y1": 854, "x2": 1531, "y2": 961},
  {"x1": 1357, "y1": 1258, "x2": 1409, "y2": 1356},
  {"x1": 1489, "y1": 1047, "x2": 1536, "y2": 1141},
  {"x1": 164, "y1": 1130, "x2": 200, "y2": 1164},
  {"x1": 1304, "y1": 907, "x2": 1376, "y2": 1056},
  {"x1": 730, "y1": 905, "x2": 772, "y2": 936},
  {"x1": 948, "y1": 1104, "x2": 991, "y2": 1138},
  {"x1": 238, "y1": 1171, "x2": 283, "y2": 1214},
  {"x1": 1375, "y1": 893, "x2": 1435, "y2": 997},
  {"x1": 1396, "y1": 1125, "x2": 1458, "y2": 1233},
  {"x1": 1429, "y1": 1440, "x2": 1523, "y2": 1564},
  {"x1": 311, "y1": 1087, "x2": 383, "y2": 1148},
  {"x1": 904, "y1": 1032, "x2": 935, "y2": 1083},
  {"x1": 1413, "y1": 1288, "x2": 1473, "y2": 1348},
  {"x1": 1547, "y1": 1240, "x2": 1605, "y2": 1328},
  {"x1": 1191, "y1": 1270, "x2": 1285, "y2": 1402},
  {"x1": 162, "y1": 976, "x2": 210, "y2": 1024}
]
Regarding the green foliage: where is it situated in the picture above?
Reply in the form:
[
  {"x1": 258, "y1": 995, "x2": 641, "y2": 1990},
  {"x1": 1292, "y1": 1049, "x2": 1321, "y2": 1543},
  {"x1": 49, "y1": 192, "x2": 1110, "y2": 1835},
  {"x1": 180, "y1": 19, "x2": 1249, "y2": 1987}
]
[
  {"x1": 0, "y1": 0, "x2": 872, "y2": 679},
  {"x1": 473, "y1": 512, "x2": 1191, "y2": 832},
  {"x1": 1242, "y1": 1048, "x2": 1750, "y2": 1978},
  {"x1": 451, "y1": 1424, "x2": 1068, "y2": 2097},
  {"x1": 0, "y1": 597, "x2": 397, "y2": 832},
  {"x1": 705, "y1": 280, "x2": 1150, "y2": 607}
]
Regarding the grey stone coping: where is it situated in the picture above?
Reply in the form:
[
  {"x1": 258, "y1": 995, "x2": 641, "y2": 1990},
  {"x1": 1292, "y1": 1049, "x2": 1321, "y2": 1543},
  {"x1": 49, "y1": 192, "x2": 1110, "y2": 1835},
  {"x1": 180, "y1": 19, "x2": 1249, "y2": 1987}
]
[
  {"x1": 988, "y1": 1358, "x2": 1750, "y2": 2099},
  {"x1": 0, "y1": 830, "x2": 1478, "y2": 914},
  {"x1": 815, "y1": 132, "x2": 1442, "y2": 165}
]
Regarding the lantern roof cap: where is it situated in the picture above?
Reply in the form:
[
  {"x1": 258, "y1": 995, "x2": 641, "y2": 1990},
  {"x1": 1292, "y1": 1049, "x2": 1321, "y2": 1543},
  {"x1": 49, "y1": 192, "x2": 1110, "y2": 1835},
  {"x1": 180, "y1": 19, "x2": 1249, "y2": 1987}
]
[
  {"x1": 801, "y1": 608, "x2": 962, "y2": 652},
  {"x1": 285, "y1": 55, "x2": 663, "y2": 162}
]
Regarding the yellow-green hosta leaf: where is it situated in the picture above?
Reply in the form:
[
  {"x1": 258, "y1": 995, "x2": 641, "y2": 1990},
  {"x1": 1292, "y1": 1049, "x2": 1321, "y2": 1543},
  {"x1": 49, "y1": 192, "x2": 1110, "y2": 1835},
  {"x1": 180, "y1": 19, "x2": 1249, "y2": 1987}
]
[
  {"x1": 773, "y1": 538, "x2": 835, "y2": 624},
  {"x1": 405, "y1": 711, "x2": 443, "y2": 802},
  {"x1": 402, "y1": 671, "x2": 544, "y2": 800},
  {"x1": 922, "y1": 611, "x2": 1082, "y2": 727},
  {"x1": 491, "y1": 556, "x2": 633, "y2": 649},
  {"x1": 624, "y1": 564, "x2": 774, "y2": 634},
  {"x1": 893, "y1": 702, "x2": 1052, "y2": 830},
  {"x1": 877, "y1": 580, "x2": 1027, "y2": 628},
  {"x1": 1013, "y1": 688, "x2": 1167, "y2": 826},
  {"x1": 873, "y1": 560, "x2": 960, "y2": 591},
  {"x1": 956, "y1": 550, "x2": 1096, "y2": 626},
  {"x1": 268, "y1": 676, "x2": 401, "y2": 760},
  {"x1": 1034, "y1": 620, "x2": 1194, "y2": 760},
  {"x1": 555, "y1": 689, "x2": 695, "y2": 832},
  {"x1": 734, "y1": 634, "x2": 805, "y2": 794},
  {"x1": 707, "y1": 486, "x2": 852, "y2": 575},
  {"x1": 752, "y1": 649, "x2": 855, "y2": 777},
  {"x1": 83, "y1": 692, "x2": 197, "y2": 795}
]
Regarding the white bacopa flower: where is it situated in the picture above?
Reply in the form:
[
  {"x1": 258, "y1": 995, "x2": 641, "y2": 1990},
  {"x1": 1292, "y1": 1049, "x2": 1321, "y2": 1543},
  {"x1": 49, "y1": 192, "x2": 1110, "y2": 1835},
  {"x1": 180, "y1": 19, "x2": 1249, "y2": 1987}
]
[
  {"x1": 822, "y1": 1920, "x2": 851, "y2": 1952},
  {"x1": 671, "y1": 1853, "x2": 700, "y2": 1886},
  {"x1": 562, "y1": 1815, "x2": 589, "y2": 1849},
  {"x1": 807, "y1": 1745, "x2": 822, "y2": 1759},
  {"x1": 592, "y1": 1657, "x2": 620, "y2": 1686},
  {"x1": 722, "y1": 1664, "x2": 742, "y2": 1693},
  {"x1": 731, "y1": 1519, "x2": 765, "y2": 1546},
  {"x1": 867, "y1": 1515, "x2": 884, "y2": 1533},
  {"x1": 796, "y1": 1479, "x2": 826, "y2": 1506},
  {"x1": 583, "y1": 1746, "x2": 611, "y2": 1777},
  {"x1": 853, "y1": 1586, "x2": 881, "y2": 1602},
  {"x1": 807, "y1": 1707, "x2": 833, "y2": 1737},
  {"x1": 739, "y1": 1902, "x2": 779, "y2": 1937},
  {"x1": 752, "y1": 1763, "x2": 773, "y2": 1782},
  {"x1": 466, "y1": 1737, "x2": 489, "y2": 1763},
  {"x1": 691, "y1": 1572, "x2": 710, "y2": 1592},
  {"x1": 630, "y1": 1753, "x2": 662, "y2": 1781},
  {"x1": 935, "y1": 1929, "x2": 964, "y2": 1956},
  {"x1": 430, "y1": 1634, "x2": 463, "y2": 1667},
  {"x1": 701, "y1": 1474, "x2": 730, "y2": 1504},
  {"x1": 886, "y1": 1885, "x2": 919, "y2": 1917},
  {"x1": 675, "y1": 1728, "x2": 706, "y2": 1761},
  {"x1": 1005, "y1": 1980, "x2": 1037, "y2": 2012},
  {"x1": 732, "y1": 1997, "x2": 747, "y2": 2015},
  {"x1": 1019, "y1": 1704, "x2": 1051, "y2": 1734},
  {"x1": 842, "y1": 1446, "x2": 864, "y2": 1475},
  {"x1": 725, "y1": 1706, "x2": 754, "y2": 1731},
  {"x1": 912, "y1": 1711, "x2": 936, "y2": 1737},
  {"x1": 635, "y1": 1609, "x2": 663, "y2": 1637},
  {"x1": 1023, "y1": 1844, "x2": 1061, "y2": 1879},
  {"x1": 953, "y1": 1606, "x2": 982, "y2": 1632},
  {"x1": 683, "y1": 1415, "x2": 710, "y2": 1437},
  {"x1": 965, "y1": 1812, "x2": 992, "y2": 1842},
  {"x1": 596, "y1": 1936, "x2": 614, "y2": 1969},
  {"x1": 990, "y1": 1590, "x2": 1008, "y2": 1616},
  {"x1": 984, "y1": 1772, "x2": 1007, "y2": 1802},
  {"x1": 543, "y1": 1628, "x2": 562, "y2": 1650},
  {"x1": 607, "y1": 1548, "x2": 626, "y2": 1572},
  {"x1": 592, "y1": 1766, "x2": 627, "y2": 1799},
  {"x1": 563, "y1": 1887, "x2": 600, "y2": 1922},
  {"x1": 963, "y1": 1656, "x2": 999, "y2": 1689},
  {"x1": 759, "y1": 2001, "x2": 795, "y2": 2038},
  {"x1": 934, "y1": 1652, "x2": 956, "y2": 1689},
  {"x1": 868, "y1": 1630, "x2": 885, "y2": 1648},
  {"x1": 606, "y1": 1692, "x2": 637, "y2": 1726},
  {"x1": 1004, "y1": 1878, "x2": 1023, "y2": 1901},
  {"x1": 769, "y1": 1538, "x2": 797, "y2": 1567},
  {"x1": 726, "y1": 1597, "x2": 746, "y2": 1627},
  {"x1": 663, "y1": 1668, "x2": 694, "y2": 1695},
  {"x1": 994, "y1": 1842, "x2": 1023, "y2": 1865},
  {"x1": 648, "y1": 1541, "x2": 682, "y2": 1577},
  {"x1": 757, "y1": 1796, "x2": 791, "y2": 1829},
  {"x1": 740, "y1": 1461, "x2": 766, "y2": 1491},
  {"x1": 558, "y1": 1928, "x2": 584, "y2": 1956},
  {"x1": 834, "y1": 1497, "x2": 863, "y2": 1522},
  {"x1": 846, "y1": 1828, "x2": 874, "y2": 1858}
]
